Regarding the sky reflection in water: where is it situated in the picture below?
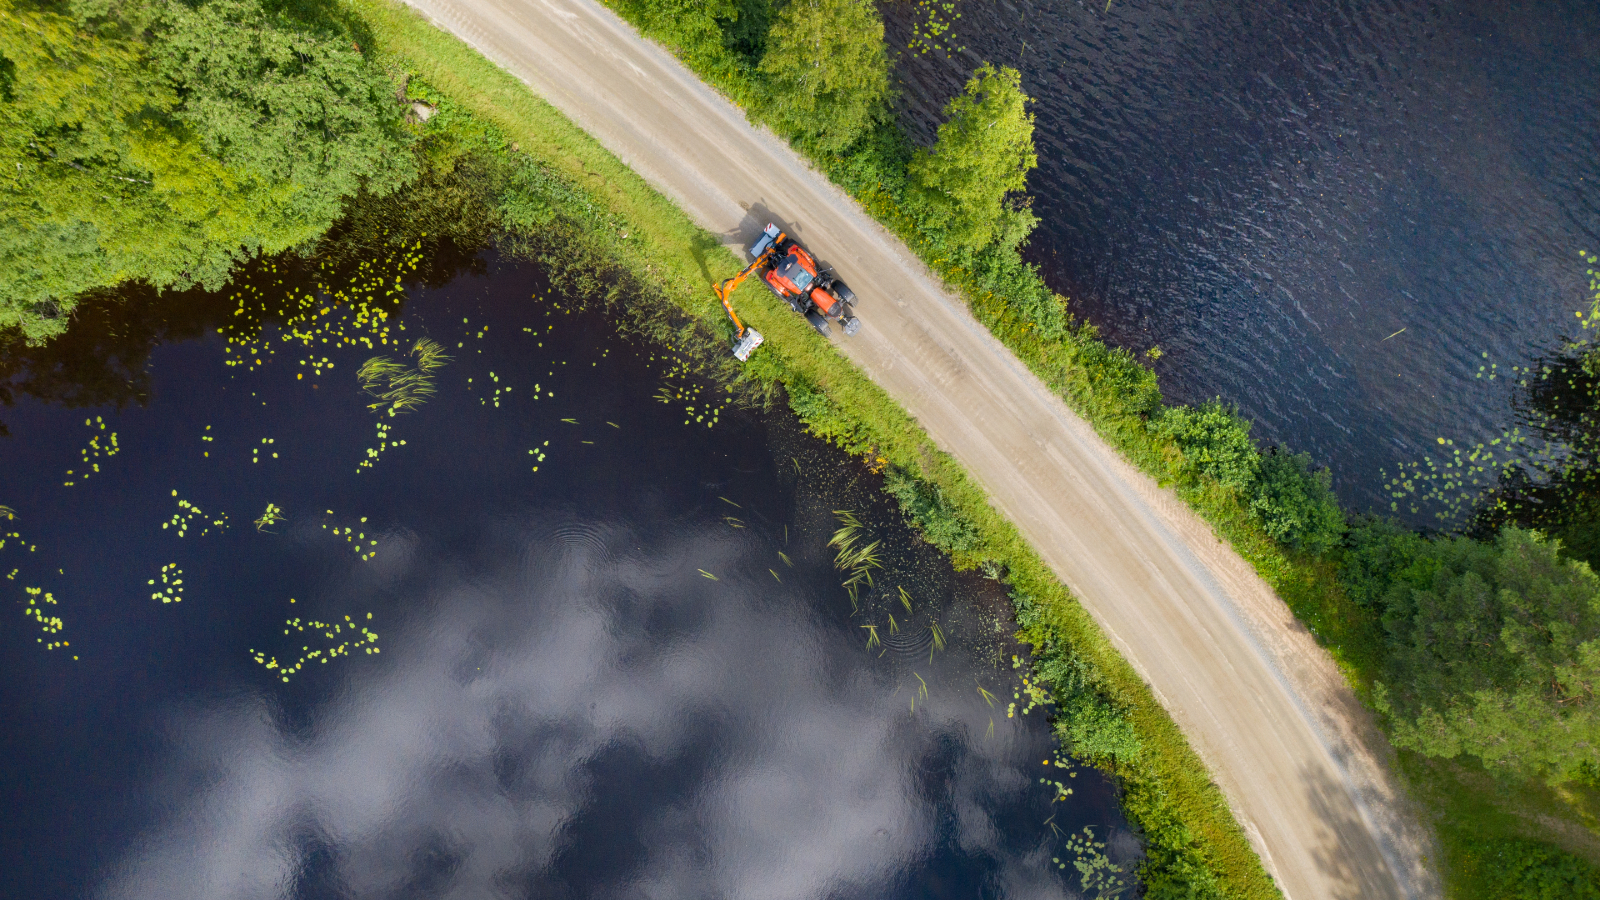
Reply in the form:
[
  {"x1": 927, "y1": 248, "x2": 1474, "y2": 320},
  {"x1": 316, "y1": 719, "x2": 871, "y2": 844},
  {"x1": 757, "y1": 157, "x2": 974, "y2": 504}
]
[{"x1": 1, "y1": 256, "x2": 1132, "y2": 900}]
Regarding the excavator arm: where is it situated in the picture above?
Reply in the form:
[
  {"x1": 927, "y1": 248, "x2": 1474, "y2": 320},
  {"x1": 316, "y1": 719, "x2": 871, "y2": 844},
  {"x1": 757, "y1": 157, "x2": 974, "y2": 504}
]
[{"x1": 713, "y1": 226, "x2": 784, "y2": 361}]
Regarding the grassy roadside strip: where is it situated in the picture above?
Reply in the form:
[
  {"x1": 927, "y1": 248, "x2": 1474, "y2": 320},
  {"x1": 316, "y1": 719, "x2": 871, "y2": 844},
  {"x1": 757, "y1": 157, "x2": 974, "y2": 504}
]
[{"x1": 348, "y1": 0, "x2": 1279, "y2": 895}]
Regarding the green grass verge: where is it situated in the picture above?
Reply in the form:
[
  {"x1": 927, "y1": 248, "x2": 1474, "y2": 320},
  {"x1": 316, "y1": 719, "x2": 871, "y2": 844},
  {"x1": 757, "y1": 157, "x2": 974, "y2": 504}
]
[{"x1": 347, "y1": 0, "x2": 1280, "y2": 894}]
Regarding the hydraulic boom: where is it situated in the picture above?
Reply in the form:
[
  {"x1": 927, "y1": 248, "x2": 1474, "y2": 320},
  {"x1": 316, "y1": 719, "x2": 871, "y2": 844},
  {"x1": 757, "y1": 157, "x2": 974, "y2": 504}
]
[{"x1": 713, "y1": 231, "x2": 781, "y2": 361}]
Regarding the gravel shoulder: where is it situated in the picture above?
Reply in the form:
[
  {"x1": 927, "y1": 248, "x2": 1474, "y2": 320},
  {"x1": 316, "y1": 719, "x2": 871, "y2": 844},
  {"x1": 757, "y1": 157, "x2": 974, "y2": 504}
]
[{"x1": 395, "y1": 0, "x2": 1439, "y2": 895}]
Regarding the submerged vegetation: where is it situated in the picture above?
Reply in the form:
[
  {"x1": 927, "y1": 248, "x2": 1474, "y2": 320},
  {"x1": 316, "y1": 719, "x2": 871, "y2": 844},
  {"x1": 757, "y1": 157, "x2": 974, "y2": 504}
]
[
  {"x1": 358, "y1": 337, "x2": 451, "y2": 416},
  {"x1": 828, "y1": 509, "x2": 881, "y2": 608}
]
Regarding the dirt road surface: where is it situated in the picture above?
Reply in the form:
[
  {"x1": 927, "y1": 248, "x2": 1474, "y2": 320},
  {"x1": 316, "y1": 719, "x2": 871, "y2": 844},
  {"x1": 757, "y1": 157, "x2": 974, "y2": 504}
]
[{"x1": 396, "y1": 0, "x2": 1439, "y2": 895}]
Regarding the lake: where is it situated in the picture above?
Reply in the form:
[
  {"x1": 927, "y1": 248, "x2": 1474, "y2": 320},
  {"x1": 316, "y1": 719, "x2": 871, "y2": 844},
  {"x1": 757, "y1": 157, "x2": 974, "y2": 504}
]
[
  {"x1": 883, "y1": 0, "x2": 1600, "y2": 513},
  {"x1": 0, "y1": 245, "x2": 1134, "y2": 899}
]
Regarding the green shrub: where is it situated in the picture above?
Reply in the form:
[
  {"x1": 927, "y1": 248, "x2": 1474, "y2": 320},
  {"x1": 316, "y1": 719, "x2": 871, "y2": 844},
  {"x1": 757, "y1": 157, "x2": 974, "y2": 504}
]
[
  {"x1": 1248, "y1": 448, "x2": 1345, "y2": 554},
  {"x1": 782, "y1": 377, "x2": 871, "y2": 454},
  {"x1": 612, "y1": 0, "x2": 739, "y2": 71},
  {"x1": 963, "y1": 241, "x2": 1065, "y2": 339},
  {"x1": 1023, "y1": 619, "x2": 1141, "y2": 762},
  {"x1": 1067, "y1": 325, "x2": 1164, "y2": 418},
  {"x1": 1153, "y1": 401, "x2": 1260, "y2": 492},
  {"x1": 1473, "y1": 839, "x2": 1600, "y2": 900},
  {"x1": 1120, "y1": 778, "x2": 1226, "y2": 900},
  {"x1": 756, "y1": 0, "x2": 887, "y2": 154},
  {"x1": 1055, "y1": 693, "x2": 1142, "y2": 763},
  {"x1": 1338, "y1": 517, "x2": 1428, "y2": 608},
  {"x1": 881, "y1": 466, "x2": 983, "y2": 562},
  {"x1": 1375, "y1": 527, "x2": 1600, "y2": 785}
]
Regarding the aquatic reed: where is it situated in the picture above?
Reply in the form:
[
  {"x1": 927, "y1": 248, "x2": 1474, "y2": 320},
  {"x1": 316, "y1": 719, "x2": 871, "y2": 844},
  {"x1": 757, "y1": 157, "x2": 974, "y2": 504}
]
[
  {"x1": 358, "y1": 338, "x2": 451, "y2": 416},
  {"x1": 254, "y1": 503, "x2": 286, "y2": 533},
  {"x1": 829, "y1": 510, "x2": 881, "y2": 607}
]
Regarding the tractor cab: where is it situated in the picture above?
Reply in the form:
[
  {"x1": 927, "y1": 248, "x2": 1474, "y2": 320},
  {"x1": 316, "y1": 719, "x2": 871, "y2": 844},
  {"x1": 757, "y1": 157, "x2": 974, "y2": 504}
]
[
  {"x1": 749, "y1": 225, "x2": 861, "y2": 337},
  {"x1": 772, "y1": 252, "x2": 814, "y2": 293}
]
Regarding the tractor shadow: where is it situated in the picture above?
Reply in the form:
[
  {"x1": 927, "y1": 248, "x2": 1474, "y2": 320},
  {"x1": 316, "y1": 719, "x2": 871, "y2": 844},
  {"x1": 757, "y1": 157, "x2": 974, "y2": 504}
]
[
  {"x1": 728, "y1": 201, "x2": 846, "y2": 276},
  {"x1": 728, "y1": 201, "x2": 803, "y2": 258},
  {"x1": 686, "y1": 200, "x2": 790, "y2": 288}
]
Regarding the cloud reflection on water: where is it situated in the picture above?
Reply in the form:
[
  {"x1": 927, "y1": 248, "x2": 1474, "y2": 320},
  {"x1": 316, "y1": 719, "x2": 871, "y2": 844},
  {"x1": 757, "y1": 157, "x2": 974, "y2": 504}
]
[{"x1": 99, "y1": 518, "x2": 1079, "y2": 900}]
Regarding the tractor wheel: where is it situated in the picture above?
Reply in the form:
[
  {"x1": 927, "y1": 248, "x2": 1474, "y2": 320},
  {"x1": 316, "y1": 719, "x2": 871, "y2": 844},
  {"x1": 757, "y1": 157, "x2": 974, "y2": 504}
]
[
  {"x1": 831, "y1": 280, "x2": 857, "y2": 305},
  {"x1": 805, "y1": 310, "x2": 832, "y2": 336}
]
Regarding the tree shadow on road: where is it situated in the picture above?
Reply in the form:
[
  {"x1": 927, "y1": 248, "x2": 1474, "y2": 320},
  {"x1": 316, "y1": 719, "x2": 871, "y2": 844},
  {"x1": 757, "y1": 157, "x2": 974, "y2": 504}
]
[{"x1": 1300, "y1": 760, "x2": 1418, "y2": 900}]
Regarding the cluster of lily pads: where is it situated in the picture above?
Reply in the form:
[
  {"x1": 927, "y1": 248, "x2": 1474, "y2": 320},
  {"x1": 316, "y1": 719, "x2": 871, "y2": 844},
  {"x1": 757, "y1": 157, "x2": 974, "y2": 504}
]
[
  {"x1": 62, "y1": 418, "x2": 120, "y2": 487},
  {"x1": 163, "y1": 491, "x2": 229, "y2": 537},
  {"x1": 21, "y1": 587, "x2": 66, "y2": 652},
  {"x1": 148, "y1": 563, "x2": 184, "y2": 604},
  {"x1": 221, "y1": 247, "x2": 424, "y2": 374},
  {"x1": 249, "y1": 612, "x2": 380, "y2": 683},
  {"x1": 320, "y1": 511, "x2": 380, "y2": 561},
  {"x1": 652, "y1": 351, "x2": 723, "y2": 428}
]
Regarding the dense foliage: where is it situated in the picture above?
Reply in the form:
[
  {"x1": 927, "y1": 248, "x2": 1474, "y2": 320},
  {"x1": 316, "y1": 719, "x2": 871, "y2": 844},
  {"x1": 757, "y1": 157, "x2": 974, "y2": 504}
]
[
  {"x1": 1249, "y1": 448, "x2": 1345, "y2": 554},
  {"x1": 1153, "y1": 401, "x2": 1261, "y2": 492},
  {"x1": 757, "y1": 0, "x2": 887, "y2": 153},
  {"x1": 0, "y1": 0, "x2": 413, "y2": 341},
  {"x1": 1154, "y1": 402, "x2": 1344, "y2": 553},
  {"x1": 612, "y1": 0, "x2": 738, "y2": 71},
  {"x1": 881, "y1": 466, "x2": 981, "y2": 560},
  {"x1": 1470, "y1": 839, "x2": 1600, "y2": 900},
  {"x1": 906, "y1": 62, "x2": 1037, "y2": 254},
  {"x1": 1359, "y1": 526, "x2": 1600, "y2": 785}
]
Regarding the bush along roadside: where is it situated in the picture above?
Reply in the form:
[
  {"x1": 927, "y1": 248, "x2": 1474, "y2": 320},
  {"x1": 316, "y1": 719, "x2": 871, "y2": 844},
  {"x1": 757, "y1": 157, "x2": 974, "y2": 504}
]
[{"x1": 585, "y1": 0, "x2": 1600, "y2": 892}]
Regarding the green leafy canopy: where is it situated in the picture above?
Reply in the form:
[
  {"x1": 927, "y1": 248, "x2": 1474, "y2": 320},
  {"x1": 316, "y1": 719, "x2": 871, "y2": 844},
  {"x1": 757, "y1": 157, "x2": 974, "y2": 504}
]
[
  {"x1": 907, "y1": 62, "x2": 1037, "y2": 252},
  {"x1": 1375, "y1": 527, "x2": 1600, "y2": 785},
  {"x1": 0, "y1": 0, "x2": 415, "y2": 342},
  {"x1": 756, "y1": 0, "x2": 888, "y2": 154}
]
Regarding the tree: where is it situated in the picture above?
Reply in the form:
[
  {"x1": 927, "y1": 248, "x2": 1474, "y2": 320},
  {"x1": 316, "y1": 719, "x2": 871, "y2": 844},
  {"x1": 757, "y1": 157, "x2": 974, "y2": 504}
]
[
  {"x1": 1152, "y1": 400, "x2": 1260, "y2": 492},
  {"x1": 152, "y1": 0, "x2": 416, "y2": 227},
  {"x1": 1248, "y1": 448, "x2": 1345, "y2": 554},
  {"x1": 906, "y1": 62, "x2": 1037, "y2": 251},
  {"x1": 757, "y1": 0, "x2": 887, "y2": 154},
  {"x1": 1374, "y1": 527, "x2": 1600, "y2": 785},
  {"x1": 1339, "y1": 517, "x2": 1427, "y2": 608},
  {"x1": 0, "y1": 0, "x2": 414, "y2": 343},
  {"x1": 0, "y1": 0, "x2": 167, "y2": 339},
  {"x1": 614, "y1": 0, "x2": 738, "y2": 70}
]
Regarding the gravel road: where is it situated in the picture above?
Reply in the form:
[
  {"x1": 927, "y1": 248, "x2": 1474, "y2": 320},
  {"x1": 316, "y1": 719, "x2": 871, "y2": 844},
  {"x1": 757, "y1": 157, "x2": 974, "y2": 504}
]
[{"x1": 396, "y1": 0, "x2": 1439, "y2": 895}]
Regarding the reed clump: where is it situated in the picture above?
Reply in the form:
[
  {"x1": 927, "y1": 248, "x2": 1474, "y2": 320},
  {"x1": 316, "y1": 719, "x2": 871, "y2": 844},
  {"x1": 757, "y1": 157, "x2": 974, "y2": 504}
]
[
  {"x1": 828, "y1": 510, "x2": 881, "y2": 608},
  {"x1": 358, "y1": 338, "x2": 451, "y2": 416}
]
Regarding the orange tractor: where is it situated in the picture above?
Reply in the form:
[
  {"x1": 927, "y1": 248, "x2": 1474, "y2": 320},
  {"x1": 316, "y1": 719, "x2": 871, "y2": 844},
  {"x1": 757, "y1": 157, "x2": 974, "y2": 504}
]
[{"x1": 715, "y1": 223, "x2": 862, "y2": 360}]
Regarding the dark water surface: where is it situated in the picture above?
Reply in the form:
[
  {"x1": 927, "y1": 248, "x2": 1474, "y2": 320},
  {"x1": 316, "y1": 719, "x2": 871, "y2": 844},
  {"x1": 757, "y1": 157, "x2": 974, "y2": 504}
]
[
  {"x1": 884, "y1": 0, "x2": 1600, "y2": 511},
  {"x1": 0, "y1": 251, "x2": 1132, "y2": 899}
]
